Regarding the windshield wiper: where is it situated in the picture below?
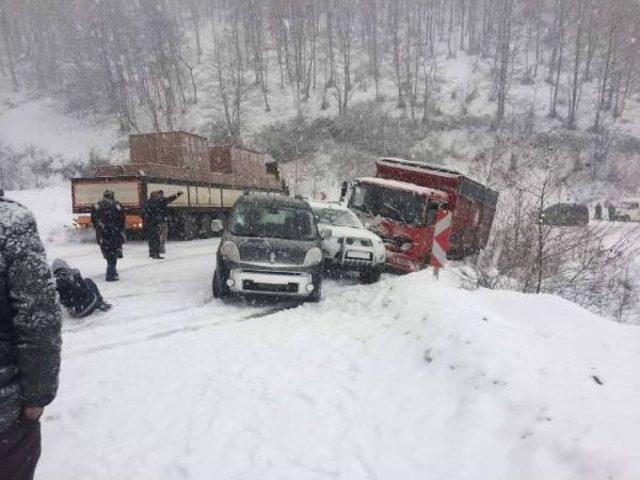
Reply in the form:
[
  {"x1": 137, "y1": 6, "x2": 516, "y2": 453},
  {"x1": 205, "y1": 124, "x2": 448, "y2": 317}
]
[{"x1": 383, "y1": 202, "x2": 407, "y2": 223}]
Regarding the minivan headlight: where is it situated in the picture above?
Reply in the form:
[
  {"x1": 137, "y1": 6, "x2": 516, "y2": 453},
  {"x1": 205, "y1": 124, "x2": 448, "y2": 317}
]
[
  {"x1": 219, "y1": 241, "x2": 240, "y2": 262},
  {"x1": 303, "y1": 247, "x2": 323, "y2": 267}
]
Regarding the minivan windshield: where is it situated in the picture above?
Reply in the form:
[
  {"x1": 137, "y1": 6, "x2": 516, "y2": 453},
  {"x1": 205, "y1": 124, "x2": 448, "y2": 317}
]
[
  {"x1": 348, "y1": 183, "x2": 426, "y2": 226},
  {"x1": 312, "y1": 207, "x2": 363, "y2": 228},
  {"x1": 228, "y1": 202, "x2": 318, "y2": 240}
]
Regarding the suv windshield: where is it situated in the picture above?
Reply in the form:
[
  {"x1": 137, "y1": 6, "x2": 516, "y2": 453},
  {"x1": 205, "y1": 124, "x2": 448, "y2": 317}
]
[
  {"x1": 312, "y1": 207, "x2": 363, "y2": 228},
  {"x1": 228, "y1": 202, "x2": 318, "y2": 240},
  {"x1": 349, "y1": 183, "x2": 426, "y2": 226}
]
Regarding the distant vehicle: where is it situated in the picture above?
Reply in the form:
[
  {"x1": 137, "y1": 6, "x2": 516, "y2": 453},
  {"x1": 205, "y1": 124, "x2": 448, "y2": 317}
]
[
  {"x1": 212, "y1": 193, "x2": 328, "y2": 302},
  {"x1": 71, "y1": 131, "x2": 286, "y2": 240},
  {"x1": 308, "y1": 201, "x2": 386, "y2": 283},
  {"x1": 613, "y1": 199, "x2": 640, "y2": 222},
  {"x1": 541, "y1": 203, "x2": 589, "y2": 226},
  {"x1": 342, "y1": 158, "x2": 498, "y2": 272}
]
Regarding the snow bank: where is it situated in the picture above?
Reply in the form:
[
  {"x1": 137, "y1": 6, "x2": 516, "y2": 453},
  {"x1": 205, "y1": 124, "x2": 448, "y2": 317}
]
[
  {"x1": 37, "y1": 243, "x2": 640, "y2": 479},
  {"x1": 6, "y1": 185, "x2": 74, "y2": 245}
]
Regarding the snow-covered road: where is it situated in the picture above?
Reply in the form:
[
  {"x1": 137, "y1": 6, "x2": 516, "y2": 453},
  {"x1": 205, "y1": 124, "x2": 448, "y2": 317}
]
[
  {"x1": 30, "y1": 238, "x2": 640, "y2": 480},
  {"x1": 6, "y1": 188, "x2": 640, "y2": 479}
]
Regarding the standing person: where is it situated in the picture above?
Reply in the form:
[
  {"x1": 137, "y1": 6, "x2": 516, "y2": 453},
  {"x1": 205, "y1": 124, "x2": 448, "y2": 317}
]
[
  {"x1": 594, "y1": 203, "x2": 602, "y2": 220},
  {"x1": 0, "y1": 195, "x2": 62, "y2": 480},
  {"x1": 52, "y1": 259, "x2": 111, "y2": 317},
  {"x1": 91, "y1": 190, "x2": 126, "y2": 281},
  {"x1": 608, "y1": 203, "x2": 616, "y2": 221},
  {"x1": 143, "y1": 190, "x2": 183, "y2": 259}
]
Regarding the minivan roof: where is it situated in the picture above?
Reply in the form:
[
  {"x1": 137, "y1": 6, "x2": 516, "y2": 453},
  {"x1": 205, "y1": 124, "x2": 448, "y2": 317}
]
[{"x1": 236, "y1": 193, "x2": 311, "y2": 210}]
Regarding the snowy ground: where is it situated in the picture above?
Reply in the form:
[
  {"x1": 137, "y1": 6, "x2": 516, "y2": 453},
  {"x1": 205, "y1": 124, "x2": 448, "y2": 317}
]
[{"x1": 5, "y1": 188, "x2": 640, "y2": 479}]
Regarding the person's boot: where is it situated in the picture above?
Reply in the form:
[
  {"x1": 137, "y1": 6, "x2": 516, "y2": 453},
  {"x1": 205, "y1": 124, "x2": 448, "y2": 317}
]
[{"x1": 106, "y1": 263, "x2": 117, "y2": 282}]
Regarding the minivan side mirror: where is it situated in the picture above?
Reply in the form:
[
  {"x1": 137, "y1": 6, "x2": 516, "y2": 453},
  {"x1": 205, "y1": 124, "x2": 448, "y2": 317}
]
[
  {"x1": 339, "y1": 181, "x2": 349, "y2": 202},
  {"x1": 321, "y1": 228, "x2": 332, "y2": 240},
  {"x1": 211, "y1": 219, "x2": 225, "y2": 233}
]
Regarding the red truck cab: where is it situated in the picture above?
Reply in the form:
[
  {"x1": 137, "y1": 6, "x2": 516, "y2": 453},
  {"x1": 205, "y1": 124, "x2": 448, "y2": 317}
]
[{"x1": 345, "y1": 158, "x2": 498, "y2": 273}]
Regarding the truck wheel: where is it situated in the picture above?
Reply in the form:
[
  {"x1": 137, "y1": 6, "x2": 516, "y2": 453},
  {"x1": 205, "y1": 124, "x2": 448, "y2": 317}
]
[
  {"x1": 359, "y1": 267, "x2": 382, "y2": 284},
  {"x1": 212, "y1": 269, "x2": 229, "y2": 299},
  {"x1": 179, "y1": 213, "x2": 197, "y2": 240},
  {"x1": 200, "y1": 214, "x2": 213, "y2": 238}
]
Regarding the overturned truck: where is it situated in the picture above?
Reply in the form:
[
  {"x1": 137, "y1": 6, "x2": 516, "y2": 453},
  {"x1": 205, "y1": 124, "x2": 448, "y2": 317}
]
[
  {"x1": 343, "y1": 158, "x2": 498, "y2": 272},
  {"x1": 72, "y1": 131, "x2": 286, "y2": 239}
]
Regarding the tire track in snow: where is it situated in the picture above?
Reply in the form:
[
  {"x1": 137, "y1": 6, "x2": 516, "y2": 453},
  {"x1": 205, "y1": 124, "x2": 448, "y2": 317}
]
[{"x1": 65, "y1": 300, "x2": 303, "y2": 357}]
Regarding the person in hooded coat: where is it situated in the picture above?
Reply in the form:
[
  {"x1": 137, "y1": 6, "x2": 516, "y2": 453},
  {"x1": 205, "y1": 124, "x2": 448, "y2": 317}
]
[
  {"x1": 91, "y1": 190, "x2": 126, "y2": 281},
  {"x1": 51, "y1": 259, "x2": 111, "y2": 317},
  {"x1": 142, "y1": 190, "x2": 183, "y2": 259}
]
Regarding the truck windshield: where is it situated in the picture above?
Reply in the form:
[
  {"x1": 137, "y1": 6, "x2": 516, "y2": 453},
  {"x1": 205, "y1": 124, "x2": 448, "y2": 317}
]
[
  {"x1": 621, "y1": 201, "x2": 640, "y2": 210},
  {"x1": 228, "y1": 203, "x2": 318, "y2": 240},
  {"x1": 349, "y1": 183, "x2": 425, "y2": 226}
]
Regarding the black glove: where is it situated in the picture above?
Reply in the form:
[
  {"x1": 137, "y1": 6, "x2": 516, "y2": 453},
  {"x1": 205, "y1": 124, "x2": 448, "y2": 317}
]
[{"x1": 177, "y1": 191, "x2": 184, "y2": 197}]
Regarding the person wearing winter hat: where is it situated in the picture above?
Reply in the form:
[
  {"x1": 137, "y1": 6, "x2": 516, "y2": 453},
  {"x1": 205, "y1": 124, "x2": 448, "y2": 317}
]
[
  {"x1": 91, "y1": 190, "x2": 126, "y2": 281},
  {"x1": 52, "y1": 259, "x2": 111, "y2": 318}
]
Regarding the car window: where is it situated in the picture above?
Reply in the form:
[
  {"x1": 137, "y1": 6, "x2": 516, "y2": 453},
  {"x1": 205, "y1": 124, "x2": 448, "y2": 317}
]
[{"x1": 229, "y1": 203, "x2": 318, "y2": 240}]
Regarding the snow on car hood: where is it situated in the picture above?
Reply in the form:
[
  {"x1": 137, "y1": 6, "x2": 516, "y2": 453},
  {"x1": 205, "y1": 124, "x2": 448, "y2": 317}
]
[{"x1": 317, "y1": 223, "x2": 382, "y2": 242}]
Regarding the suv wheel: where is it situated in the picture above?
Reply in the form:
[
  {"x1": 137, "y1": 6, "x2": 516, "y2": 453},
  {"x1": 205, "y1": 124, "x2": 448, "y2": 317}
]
[{"x1": 359, "y1": 267, "x2": 382, "y2": 284}]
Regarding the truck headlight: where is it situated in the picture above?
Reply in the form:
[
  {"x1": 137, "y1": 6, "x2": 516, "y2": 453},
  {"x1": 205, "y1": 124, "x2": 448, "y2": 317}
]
[
  {"x1": 303, "y1": 247, "x2": 323, "y2": 267},
  {"x1": 219, "y1": 241, "x2": 240, "y2": 262},
  {"x1": 400, "y1": 241, "x2": 413, "y2": 252}
]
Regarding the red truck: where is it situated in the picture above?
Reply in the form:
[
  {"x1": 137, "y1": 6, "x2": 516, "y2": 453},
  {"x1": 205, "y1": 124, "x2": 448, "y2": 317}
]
[{"x1": 342, "y1": 158, "x2": 498, "y2": 273}]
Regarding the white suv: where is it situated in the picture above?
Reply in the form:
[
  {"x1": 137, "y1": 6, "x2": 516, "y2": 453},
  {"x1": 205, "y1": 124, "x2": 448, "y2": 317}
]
[
  {"x1": 615, "y1": 199, "x2": 640, "y2": 222},
  {"x1": 309, "y1": 201, "x2": 386, "y2": 283}
]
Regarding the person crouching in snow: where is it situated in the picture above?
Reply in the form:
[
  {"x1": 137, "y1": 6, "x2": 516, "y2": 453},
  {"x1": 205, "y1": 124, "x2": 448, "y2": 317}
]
[{"x1": 52, "y1": 259, "x2": 111, "y2": 317}]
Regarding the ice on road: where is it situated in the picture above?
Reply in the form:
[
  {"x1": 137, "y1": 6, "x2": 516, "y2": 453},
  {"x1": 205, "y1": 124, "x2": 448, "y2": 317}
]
[{"x1": 33, "y1": 237, "x2": 640, "y2": 480}]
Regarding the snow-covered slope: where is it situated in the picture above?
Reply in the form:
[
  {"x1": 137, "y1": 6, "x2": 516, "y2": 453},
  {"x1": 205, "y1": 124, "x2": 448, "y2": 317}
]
[
  {"x1": 7, "y1": 186, "x2": 74, "y2": 244},
  {"x1": 3, "y1": 185, "x2": 632, "y2": 480},
  {"x1": 0, "y1": 96, "x2": 123, "y2": 160},
  {"x1": 35, "y1": 240, "x2": 640, "y2": 480}
]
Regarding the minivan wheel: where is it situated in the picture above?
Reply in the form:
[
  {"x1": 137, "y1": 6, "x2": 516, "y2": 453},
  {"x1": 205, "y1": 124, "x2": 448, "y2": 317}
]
[
  {"x1": 307, "y1": 279, "x2": 322, "y2": 303},
  {"x1": 212, "y1": 268, "x2": 230, "y2": 299}
]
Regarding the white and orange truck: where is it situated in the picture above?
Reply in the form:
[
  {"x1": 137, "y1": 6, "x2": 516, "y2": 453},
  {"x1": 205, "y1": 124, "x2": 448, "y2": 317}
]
[{"x1": 72, "y1": 131, "x2": 286, "y2": 239}]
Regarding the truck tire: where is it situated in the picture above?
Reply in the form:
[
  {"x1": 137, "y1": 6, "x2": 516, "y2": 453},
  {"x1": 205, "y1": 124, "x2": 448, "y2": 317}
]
[
  {"x1": 200, "y1": 214, "x2": 213, "y2": 238},
  {"x1": 179, "y1": 213, "x2": 197, "y2": 240}
]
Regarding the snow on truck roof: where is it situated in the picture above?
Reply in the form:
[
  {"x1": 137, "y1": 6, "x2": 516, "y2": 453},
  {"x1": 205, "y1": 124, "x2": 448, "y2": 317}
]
[
  {"x1": 377, "y1": 158, "x2": 463, "y2": 179},
  {"x1": 358, "y1": 177, "x2": 449, "y2": 200},
  {"x1": 307, "y1": 200, "x2": 349, "y2": 211}
]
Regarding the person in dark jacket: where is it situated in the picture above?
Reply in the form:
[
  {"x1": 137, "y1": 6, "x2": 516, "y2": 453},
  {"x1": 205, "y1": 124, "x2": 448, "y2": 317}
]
[
  {"x1": 608, "y1": 203, "x2": 616, "y2": 221},
  {"x1": 52, "y1": 259, "x2": 111, "y2": 317},
  {"x1": 91, "y1": 190, "x2": 126, "y2": 281},
  {"x1": 0, "y1": 196, "x2": 62, "y2": 480},
  {"x1": 594, "y1": 203, "x2": 602, "y2": 220},
  {"x1": 142, "y1": 190, "x2": 183, "y2": 259}
]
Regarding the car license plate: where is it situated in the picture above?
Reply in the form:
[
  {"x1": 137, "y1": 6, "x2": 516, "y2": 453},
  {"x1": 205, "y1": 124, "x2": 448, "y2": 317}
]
[{"x1": 346, "y1": 250, "x2": 371, "y2": 260}]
